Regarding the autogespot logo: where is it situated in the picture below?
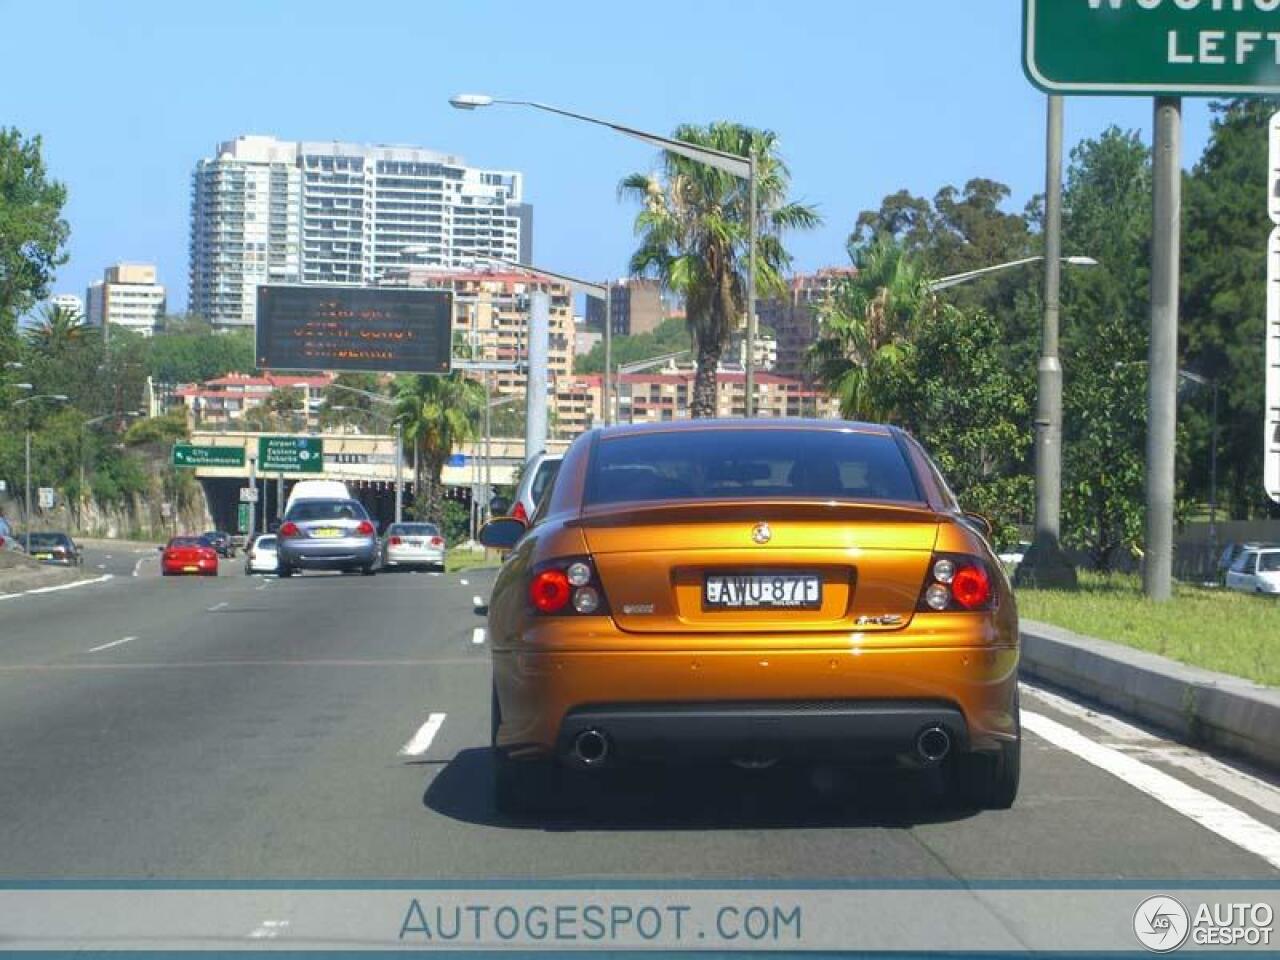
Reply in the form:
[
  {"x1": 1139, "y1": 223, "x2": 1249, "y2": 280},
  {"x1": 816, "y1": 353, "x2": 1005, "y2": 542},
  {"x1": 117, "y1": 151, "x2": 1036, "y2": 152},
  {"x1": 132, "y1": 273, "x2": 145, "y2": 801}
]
[{"x1": 1134, "y1": 896, "x2": 1190, "y2": 953}]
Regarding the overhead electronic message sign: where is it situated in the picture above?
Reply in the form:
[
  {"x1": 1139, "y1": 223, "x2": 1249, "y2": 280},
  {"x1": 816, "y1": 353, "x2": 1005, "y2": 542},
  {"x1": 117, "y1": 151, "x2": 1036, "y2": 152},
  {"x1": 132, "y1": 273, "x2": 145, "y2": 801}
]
[{"x1": 256, "y1": 285, "x2": 453, "y2": 375}]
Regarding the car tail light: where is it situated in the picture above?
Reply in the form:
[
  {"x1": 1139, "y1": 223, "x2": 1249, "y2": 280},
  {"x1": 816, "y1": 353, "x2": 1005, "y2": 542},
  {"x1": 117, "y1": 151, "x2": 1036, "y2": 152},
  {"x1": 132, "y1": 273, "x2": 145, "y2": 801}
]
[
  {"x1": 356, "y1": 520, "x2": 374, "y2": 536},
  {"x1": 917, "y1": 553, "x2": 996, "y2": 612},
  {"x1": 430, "y1": 536, "x2": 444, "y2": 547},
  {"x1": 389, "y1": 536, "x2": 403, "y2": 546},
  {"x1": 511, "y1": 500, "x2": 528, "y2": 524},
  {"x1": 279, "y1": 521, "x2": 300, "y2": 538},
  {"x1": 529, "y1": 557, "x2": 609, "y2": 617}
]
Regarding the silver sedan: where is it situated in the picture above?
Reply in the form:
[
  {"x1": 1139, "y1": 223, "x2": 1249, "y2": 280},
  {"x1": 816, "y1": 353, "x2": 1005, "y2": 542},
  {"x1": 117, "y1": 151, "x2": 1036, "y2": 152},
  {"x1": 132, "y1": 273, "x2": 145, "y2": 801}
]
[
  {"x1": 380, "y1": 522, "x2": 446, "y2": 572},
  {"x1": 276, "y1": 499, "x2": 379, "y2": 577}
]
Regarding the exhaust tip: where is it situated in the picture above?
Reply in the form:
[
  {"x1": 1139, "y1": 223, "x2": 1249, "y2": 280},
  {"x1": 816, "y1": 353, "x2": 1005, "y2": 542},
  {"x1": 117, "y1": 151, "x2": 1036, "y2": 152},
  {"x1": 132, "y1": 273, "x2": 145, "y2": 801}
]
[
  {"x1": 916, "y1": 725, "x2": 952, "y2": 764},
  {"x1": 572, "y1": 729, "x2": 610, "y2": 766}
]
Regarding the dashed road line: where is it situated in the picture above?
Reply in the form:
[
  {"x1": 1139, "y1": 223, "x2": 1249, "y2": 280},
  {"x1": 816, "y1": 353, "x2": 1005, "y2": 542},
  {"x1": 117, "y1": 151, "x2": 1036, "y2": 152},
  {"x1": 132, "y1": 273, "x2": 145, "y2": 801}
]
[
  {"x1": 88, "y1": 636, "x2": 135, "y2": 654},
  {"x1": 207, "y1": 601, "x2": 229, "y2": 612},
  {"x1": 471, "y1": 627, "x2": 486, "y2": 645},
  {"x1": 1023, "y1": 709, "x2": 1280, "y2": 871},
  {"x1": 0, "y1": 574, "x2": 113, "y2": 601},
  {"x1": 460, "y1": 578, "x2": 469, "y2": 586},
  {"x1": 399, "y1": 712, "x2": 447, "y2": 757},
  {"x1": 472, "y1": 595, "x2": 484, "y2": 608}
]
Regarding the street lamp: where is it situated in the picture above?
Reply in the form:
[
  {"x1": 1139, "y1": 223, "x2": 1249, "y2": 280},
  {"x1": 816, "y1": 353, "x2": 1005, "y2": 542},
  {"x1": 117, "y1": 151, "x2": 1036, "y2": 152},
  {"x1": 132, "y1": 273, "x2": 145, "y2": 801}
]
[
  {"x1": 450, "y1": 93, "x2": 762, "y2": 416},
  {"x1": 930, "y1": 256, "x2": 1097, "y2": 291},
  {"x1": 486, "y1": 257, "x2": 613, "y2": 425},
  {"x1": 324, "y1": 383, "x2": 404, "y2": 524},
  {"x1": 13, "y1": 394, "x2": 69, "y2": 550}
]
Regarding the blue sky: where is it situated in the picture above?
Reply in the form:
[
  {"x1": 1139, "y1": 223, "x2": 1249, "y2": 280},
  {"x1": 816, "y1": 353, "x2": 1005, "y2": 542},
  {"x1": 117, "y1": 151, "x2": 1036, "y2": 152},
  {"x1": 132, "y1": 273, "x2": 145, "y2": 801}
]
[{"x1": 0, "y1": 0, "x2": 1219, "y2": 313}]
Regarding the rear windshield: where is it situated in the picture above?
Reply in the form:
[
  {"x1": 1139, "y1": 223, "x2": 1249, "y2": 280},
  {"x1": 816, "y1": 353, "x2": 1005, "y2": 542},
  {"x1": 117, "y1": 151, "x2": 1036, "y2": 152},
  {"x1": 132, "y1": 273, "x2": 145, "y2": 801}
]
[
  {"x1": 255, "y1": 536, "x2": 277, "y2": 549},
  {"x1": 530, "y1": 459, "x2": 561, "y2": 506},
  {"x1": 286, "y1": 500, "x2": 368, "y2": 522},
  {"x1": 585, "y1": 429, "x2": 921, "y2": 505},
  {"x1": 389, "y1": 524, "x2": 439, "y2": 536},
  {"x1": 169, "y1": 537, "x2": 205, "y2": 548},
  {"x1": 26, "y1": 533, "x2": 70, "y2": 548}
]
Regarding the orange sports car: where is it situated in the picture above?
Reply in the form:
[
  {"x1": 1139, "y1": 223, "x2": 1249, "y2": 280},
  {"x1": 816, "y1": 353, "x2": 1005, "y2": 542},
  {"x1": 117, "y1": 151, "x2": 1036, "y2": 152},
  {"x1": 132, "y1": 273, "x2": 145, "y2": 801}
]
[{"x1": 479, "y1": 420, "x2": 1020, "y2": 814}]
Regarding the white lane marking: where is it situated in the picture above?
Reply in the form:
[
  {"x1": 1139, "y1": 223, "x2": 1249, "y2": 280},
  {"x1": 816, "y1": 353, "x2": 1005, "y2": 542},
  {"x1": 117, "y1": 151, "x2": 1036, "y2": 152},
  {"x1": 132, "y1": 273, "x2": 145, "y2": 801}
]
[
  {"x1": 398, "y1": 712, "x2": 447, "y2": 756},
  {"x1": 428, "y1": 571, "x2": 441, "y2": 577},
  {"x1": 472, "y1": 595, "x2": 484, "y2": 608},
  {"x1": 207, "y1": 601, "x2": 228, "y2": 612},
  {"x1": 96, "y1": 564, "x2": 106, "y2": 570},
  {"x1": 471, "y1": 627, "x2": 486, "y2": 645},
  {"x1": 248, "y1": 920, "x2": 289, "y2": 940},
  {"x1": 1023, "y1": 682, "x2": 1280, "y2": 818},
  {"x1": 0, "y1": 574, "x2": 113, "y2": 601},
  {"x1": 132, "y1": 556, "x2": 151, "y2": 577},
  {"x1": 1023, "y1": 709, "x2": 1280, "y2": 870},
  {"x1": 460, "y1": 578, "x2": 469, "y2": 586},
  {"x1": 88, "y1": 636, "x2": 135, "y2": 653}
]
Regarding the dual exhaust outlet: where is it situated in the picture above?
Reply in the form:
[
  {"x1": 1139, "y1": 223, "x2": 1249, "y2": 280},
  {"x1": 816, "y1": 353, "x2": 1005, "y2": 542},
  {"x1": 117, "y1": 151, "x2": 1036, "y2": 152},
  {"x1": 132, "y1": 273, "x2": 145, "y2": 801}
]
[{"x1": 570, "y1": 725, "x2": 952, "y2": 767}]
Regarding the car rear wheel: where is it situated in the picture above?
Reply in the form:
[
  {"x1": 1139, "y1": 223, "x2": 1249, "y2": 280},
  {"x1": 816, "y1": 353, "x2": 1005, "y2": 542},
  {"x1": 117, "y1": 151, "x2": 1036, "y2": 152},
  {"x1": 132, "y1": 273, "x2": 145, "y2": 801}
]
[
  {"x1": 491, "y1": 682, "x2": 562, "y2": 816},
  {"x1": 278, "y1": 565, "x2": 293, "y2": 578},
  {"x1": 952, "y1": 692, "x2": 1020, "y2": 810},
  {"x1": 361, "y1": 564, "x2": 377, "y2": 576}
]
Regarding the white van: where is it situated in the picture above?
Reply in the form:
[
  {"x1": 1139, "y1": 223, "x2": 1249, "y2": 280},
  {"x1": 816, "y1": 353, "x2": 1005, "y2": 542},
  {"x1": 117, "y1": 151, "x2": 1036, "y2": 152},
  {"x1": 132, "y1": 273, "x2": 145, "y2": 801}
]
[{"x1": 284, "y1": 480, "x2": 352, "y2": 515}]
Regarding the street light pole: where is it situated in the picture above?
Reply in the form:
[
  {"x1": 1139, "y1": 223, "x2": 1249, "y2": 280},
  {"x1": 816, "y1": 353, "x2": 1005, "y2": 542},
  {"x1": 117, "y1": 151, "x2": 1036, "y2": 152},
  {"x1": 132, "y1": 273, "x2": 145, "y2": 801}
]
[
  {"x1": 1017, "y1": 94, "x2": 1077, "y2": 590},
  {"x1": 450, "y1": 94, "x2": 757, "y2": 417},
  {"x1": 14, "y1": 394, "x2": 69, "y2": 550}
]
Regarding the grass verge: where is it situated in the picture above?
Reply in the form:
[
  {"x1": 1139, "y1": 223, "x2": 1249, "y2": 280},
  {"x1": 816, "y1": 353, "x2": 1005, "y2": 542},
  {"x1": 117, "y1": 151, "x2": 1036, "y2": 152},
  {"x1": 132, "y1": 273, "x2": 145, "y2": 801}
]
[
  {"x1": 446, "y1": 546, "x2": 501, "y2": 574},
  {"x1": 1015, "y1": 572, "x2": 1280, "y2": 687}
]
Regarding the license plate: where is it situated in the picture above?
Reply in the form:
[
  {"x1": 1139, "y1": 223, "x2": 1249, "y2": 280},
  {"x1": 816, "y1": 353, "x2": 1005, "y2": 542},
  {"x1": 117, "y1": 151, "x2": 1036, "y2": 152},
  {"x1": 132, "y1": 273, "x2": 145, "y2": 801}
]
[
  {"x1": 34, "y1": 553, "x2": 52, "y2": 560},
  {"x1": 183, "y1": 565, "x2": 198, "y2": 572},
  {"x1": 703, "y1": 573, "x2": 822, "y2": 609},
  {"x1": 313, "y1": 528, "x2": 342, "y2": 538},
  {"x1": 405, "y1": 539, "x2": 423, "y2": 546}
]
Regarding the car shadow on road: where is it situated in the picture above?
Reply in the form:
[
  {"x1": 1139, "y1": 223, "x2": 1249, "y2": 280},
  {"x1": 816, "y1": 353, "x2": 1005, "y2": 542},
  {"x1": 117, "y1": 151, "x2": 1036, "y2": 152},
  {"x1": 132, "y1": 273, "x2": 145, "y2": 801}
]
[{"x1": 423, "y1": 748, "x2": 979, "y2": 831}]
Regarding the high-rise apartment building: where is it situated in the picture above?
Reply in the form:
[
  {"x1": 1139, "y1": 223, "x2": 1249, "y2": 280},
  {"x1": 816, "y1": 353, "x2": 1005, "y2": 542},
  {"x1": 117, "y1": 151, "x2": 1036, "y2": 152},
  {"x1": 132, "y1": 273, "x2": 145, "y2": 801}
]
[
  {"x1": 758, "y1": 267, "x2": 855, "y2": 375},
  {"x1": 50, "y1": 293, "x2": 84, "y2": 317},
  {"x1": 190, "y1": 136, "x2": 528, "y2": 328},
  {"x1": 85, "y1": 263, "x2": 167, "y2": 336},
  {"x1": 584, "y1": 278, "x2": 665, "y2": 336}
]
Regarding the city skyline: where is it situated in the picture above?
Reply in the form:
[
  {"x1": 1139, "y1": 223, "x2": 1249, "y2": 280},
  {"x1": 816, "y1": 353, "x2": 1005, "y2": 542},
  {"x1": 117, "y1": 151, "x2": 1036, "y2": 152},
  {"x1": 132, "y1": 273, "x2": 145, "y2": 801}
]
[{"x1": 4, "y1": 0, "x2": 1222, "y2": 321}]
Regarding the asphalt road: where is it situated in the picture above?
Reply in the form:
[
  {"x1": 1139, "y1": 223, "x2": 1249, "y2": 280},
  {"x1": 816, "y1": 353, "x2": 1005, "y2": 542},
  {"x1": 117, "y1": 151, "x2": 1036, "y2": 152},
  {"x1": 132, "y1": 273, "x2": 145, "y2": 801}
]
[{"x1": 1, "y1": 543, "x2": 1278, "y2": 880}]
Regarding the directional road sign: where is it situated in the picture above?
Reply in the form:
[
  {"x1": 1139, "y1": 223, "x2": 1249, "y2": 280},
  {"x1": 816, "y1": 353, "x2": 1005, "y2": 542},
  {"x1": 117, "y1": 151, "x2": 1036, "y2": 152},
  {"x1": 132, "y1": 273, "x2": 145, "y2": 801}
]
[
  {"x1": 258, "y1": 436, "x2": 324, "y2": 474},
  {"x1": 239, "y1": 487, "x2": 260, "y2": 503},
  {"x1": 172, "y1": 444, "x2": 246, "y2": 468},
  {"x1": 1024, "y1": 0, "x2": 1280, "y2": 96}
]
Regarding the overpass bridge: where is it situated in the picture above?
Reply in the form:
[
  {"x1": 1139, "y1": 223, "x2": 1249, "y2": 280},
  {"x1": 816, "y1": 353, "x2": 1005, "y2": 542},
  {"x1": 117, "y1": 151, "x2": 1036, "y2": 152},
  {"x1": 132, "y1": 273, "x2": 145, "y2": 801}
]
[{"x1": 184, "y1": 431, "x2": 570, "y2": 534}]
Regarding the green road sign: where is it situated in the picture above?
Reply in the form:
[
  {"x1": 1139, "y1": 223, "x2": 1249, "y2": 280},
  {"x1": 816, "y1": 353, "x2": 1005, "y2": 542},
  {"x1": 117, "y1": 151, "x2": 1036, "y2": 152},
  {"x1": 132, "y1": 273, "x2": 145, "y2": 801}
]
[
  {"x1": 172, "y1": 444, "x2": 246, "y2": 468},
  {"x1": 258, "y1": 436, "x2": 324, "y2": 474},
  {"x1": 1024, "y1": 0, "x2": 1280, "y2": 96},
  {"x1": 237, "y1": 503, "x2": 251, "y2": 534}
]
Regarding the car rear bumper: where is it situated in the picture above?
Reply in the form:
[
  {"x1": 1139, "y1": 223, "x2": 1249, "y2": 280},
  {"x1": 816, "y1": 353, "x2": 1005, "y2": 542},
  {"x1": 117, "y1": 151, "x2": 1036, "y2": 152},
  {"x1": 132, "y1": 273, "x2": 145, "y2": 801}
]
[
  {"x1": 493, "y1": 641, "x2": 1018, "y2": 762},
  {"x1": 247, "y1": 557, "x2": 279, "y2": 572},
  {"x1": 384, "y1": 547, "x2": 445, "y2": 566},
  {"x1": 279, "y1": 540, "x2": 376, "y2": 569}
]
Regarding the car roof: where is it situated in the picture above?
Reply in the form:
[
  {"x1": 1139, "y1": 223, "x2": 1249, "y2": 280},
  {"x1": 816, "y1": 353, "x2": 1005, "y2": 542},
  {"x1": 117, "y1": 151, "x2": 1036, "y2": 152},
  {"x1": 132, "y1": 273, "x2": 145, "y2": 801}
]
[{"x1": 590, "y1": 418, "x2": 895, "y2": 439}]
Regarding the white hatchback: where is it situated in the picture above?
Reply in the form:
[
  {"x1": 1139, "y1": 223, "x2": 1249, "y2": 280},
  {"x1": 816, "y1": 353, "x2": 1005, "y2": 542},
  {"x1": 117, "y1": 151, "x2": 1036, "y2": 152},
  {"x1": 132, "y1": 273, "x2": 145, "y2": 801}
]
[
  {"x1": 244, "y1": 534, "x2": 279, "y2": 575},
  {"x1": 1224, "y1": 547, "x2": 1280, "y2": 595}
]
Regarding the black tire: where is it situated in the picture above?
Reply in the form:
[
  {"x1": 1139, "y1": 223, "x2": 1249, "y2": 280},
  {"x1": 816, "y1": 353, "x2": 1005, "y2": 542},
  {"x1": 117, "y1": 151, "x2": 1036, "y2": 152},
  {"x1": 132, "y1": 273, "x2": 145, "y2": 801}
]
[
  {"x1": 278, "y1": 564, "x2": 293, "y2": 578},
  {"x1": 953, "y1": 691, "x2": 1021, "y2": 810},
  {"x1": 491, "y1": 682, "x2": 560, "y2": 816},
  {"x1": 361, "y1": 564, "x2": 377, "y2": 577}
]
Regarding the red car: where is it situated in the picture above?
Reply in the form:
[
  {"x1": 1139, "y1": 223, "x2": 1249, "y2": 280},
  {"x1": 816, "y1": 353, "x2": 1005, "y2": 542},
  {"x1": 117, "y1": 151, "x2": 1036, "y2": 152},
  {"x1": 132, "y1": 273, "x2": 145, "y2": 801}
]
[{"x1": 161, "y1": 536, "x2": 219, "y2": 577}]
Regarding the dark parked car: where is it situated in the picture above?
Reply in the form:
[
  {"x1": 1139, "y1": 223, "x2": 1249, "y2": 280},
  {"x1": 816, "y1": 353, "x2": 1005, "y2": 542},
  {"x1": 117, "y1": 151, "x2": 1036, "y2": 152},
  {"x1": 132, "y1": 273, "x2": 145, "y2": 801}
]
[
  {"x1": 203, "y1": 530, "x2": 235, "y2": 558},
  {"x1": 23, "y1": 532, "x2": 83, "y2": 567}
]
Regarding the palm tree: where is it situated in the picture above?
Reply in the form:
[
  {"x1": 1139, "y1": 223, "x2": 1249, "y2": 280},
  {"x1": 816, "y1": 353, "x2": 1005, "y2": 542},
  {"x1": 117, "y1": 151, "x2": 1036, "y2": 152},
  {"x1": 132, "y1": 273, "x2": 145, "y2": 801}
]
[
  {"x1": 393, "y1": 372, "x2": 484, "y2": 526},
  {"x1": 620, "y1": 123, "x2": 820, "y2": 417},
  {"x1": 808, "y1": 238, "x2": 939, "y2": 421},
  {"x1": 25, "y1": 303, "x2": 96, "y2": 354}
]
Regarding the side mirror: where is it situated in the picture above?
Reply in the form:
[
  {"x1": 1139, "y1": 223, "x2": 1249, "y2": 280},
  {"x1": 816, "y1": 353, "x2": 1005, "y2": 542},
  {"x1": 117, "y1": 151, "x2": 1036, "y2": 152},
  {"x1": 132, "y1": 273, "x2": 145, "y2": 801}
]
[
  {"x1": 488, "y1": 496, "x2": 511, "y2": 517},
  {"x1": 478, "y1": 517, "x2": 526, "y2": 551},
  {"x1": 963, "y1": 512, "x2": 994, "y2": 540},
  {"x1": 156, "y1": 545, "x2": 165, "y2": 552}
]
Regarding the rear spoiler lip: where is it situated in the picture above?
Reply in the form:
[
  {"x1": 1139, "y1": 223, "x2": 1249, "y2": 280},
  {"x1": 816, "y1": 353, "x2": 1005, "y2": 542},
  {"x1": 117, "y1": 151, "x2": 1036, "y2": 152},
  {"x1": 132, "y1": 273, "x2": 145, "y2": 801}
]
[{"x1": 571, "y1": 498, "x2": 942, "y2": 528}]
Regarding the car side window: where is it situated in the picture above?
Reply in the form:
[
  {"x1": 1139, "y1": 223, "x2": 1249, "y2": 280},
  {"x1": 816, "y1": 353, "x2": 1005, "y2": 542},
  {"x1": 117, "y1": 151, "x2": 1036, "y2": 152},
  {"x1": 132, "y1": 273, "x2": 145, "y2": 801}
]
[
  {"x1": 1244, "y1": 553, "x2": 1259, "y2": 575},
  {"x1": 526, "y1": 472, "x2": 558, "y2": 529}
]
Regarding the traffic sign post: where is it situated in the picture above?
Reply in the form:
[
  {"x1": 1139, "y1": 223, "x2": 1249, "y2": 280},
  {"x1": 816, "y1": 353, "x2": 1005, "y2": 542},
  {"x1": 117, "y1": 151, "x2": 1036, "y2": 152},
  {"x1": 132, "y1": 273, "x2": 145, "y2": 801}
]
[
  {"x1": 172, "y1": 444, "x2": 246, "y2": 469},
  {"x1": 37, "y1": 487, "x2": 55, "y2": 510},
  {"x1": 257, "y1": 436, "x2": 323, "y2": 474},
  {"x1": 1023, "y1": 1, "x2": 1280, "y2": 96},
  {"x1": 1266, "y1": 225, "x2": 1280, "y2": 506},
  {"x1": 239, "y1": 487, "x2": 259, "y2": 503}
]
